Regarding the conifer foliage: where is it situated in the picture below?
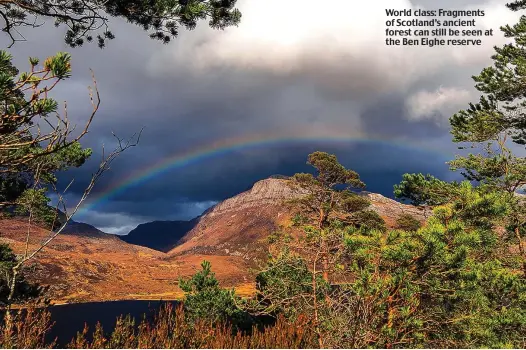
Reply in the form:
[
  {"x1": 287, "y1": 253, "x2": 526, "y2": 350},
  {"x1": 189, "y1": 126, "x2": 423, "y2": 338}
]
[
  {"x1": 0, "y1": 244, "x2": 44, "y2": 306},
  {"x1": 0, "y1": 0, "x2": 241, "y2": 48},
  {"x1": 179, "y1": 260, "x2": 249, "y2": 328},
  {"x1": 0, "y1": 51, "x2": 93, "y2": 228}
]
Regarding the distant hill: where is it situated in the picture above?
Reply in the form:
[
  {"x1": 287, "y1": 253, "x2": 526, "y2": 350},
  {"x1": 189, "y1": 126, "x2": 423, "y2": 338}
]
[
  {"x1": 62, "y1": 220, "x2": 119, "y2": 239},
  {"x1": 0, "y1": 217, "x2": 254, "y2": 303},
  {"x1": 121, "y1": 219, "x2": 199, "y2": 252}
]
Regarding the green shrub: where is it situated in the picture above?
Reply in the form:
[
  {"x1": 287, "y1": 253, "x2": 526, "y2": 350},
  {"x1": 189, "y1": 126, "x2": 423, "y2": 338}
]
[
  {"x1": 0, "y1": 244, "x2": 46, "y2": 306},
  {"x1": 178, "y1": 261, "x2": 250, "y2": 329},
  {"x1": 395, "y1": 213, "x2": 422, "y2": 232},
  {"x1": 352, "y1": 209, "x2": 387, "y2": 232}
]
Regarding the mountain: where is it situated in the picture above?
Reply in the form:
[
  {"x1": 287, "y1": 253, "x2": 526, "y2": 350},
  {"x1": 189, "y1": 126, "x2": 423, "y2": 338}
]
[
  {"x1": 62, "y1": 220, "x2": 120, "y2": 239},
  {"x1": 168, "y1": 178, "x2": 303, "y2": 261},
  {"x1": 168, "y1": 178, "x2": 427, "y2": 261},
  {"x1": 121, "y1": 219, "x2": 199, "y2": 252},
  {"x1": 120, "y1": 178, "x2": 427, "y2": 260}
]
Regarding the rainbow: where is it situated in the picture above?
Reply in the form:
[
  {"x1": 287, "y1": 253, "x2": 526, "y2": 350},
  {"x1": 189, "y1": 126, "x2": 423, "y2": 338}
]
[{"x1": 76, "y1": 130, "x2": 451, "y2": 215}]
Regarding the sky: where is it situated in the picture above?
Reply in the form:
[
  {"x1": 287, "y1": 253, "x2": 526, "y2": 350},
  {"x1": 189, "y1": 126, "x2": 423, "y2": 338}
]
[{"x1": 1, "y1": 0, "x2": 521, "y2": 234}]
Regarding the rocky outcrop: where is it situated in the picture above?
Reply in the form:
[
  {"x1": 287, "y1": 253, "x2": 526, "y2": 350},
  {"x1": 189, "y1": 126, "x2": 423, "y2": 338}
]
[
  {"x1": 206, "y1": 178, "x2": 306, "y2": 216},
  {"x1": 205, "y1": 178, "x2": 428, "y2": 224},
  {"x1": 359, "y1": 191, "x2": 429, "y2": 226}
]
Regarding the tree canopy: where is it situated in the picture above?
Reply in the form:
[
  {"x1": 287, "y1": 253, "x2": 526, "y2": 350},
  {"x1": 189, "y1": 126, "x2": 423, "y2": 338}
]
[
  {"x1": 291, "y1": 151, "x2": 368, "y2": 229},
  {"x1": 0, "y1": 50, "x2": 94, "y2": 227},
  {"x1": 447, "y1": 0, "x2": 526, "y2": 193},
  {"x1": 0, "y1": 0, "x2": 242, "y2": 48}
]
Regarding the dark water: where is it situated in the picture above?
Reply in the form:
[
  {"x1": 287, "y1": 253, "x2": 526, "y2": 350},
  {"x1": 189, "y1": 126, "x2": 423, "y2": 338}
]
[{"x1": 47, "y1": 300, "x2": 175, "y2": 347}]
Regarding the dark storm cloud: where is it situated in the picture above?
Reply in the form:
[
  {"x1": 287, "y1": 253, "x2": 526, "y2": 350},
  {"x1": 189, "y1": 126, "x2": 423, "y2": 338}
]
[
  {"x1": 1, "y1": 0, "x2": 515, "y2": 233},
  {"x1": 72, "y1": 141, "x2": 455, "y2": 221},
  {"x1": 360, "y1": 95, "x2": 449, "y2": 138}
]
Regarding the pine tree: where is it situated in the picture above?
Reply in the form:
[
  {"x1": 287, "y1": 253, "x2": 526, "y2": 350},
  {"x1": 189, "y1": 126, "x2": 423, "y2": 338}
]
[
  {"x1": 448, "y1": 2, "x2": 526, "y2": 276},
  {"x1": 258, "y1": 183, "x2": 526, "y2": 348},
  {"x1": 0, "y1": 51, "x2": 92, "y2": 227},
  {"x1": 290, "y1": 151, "x2": 368, "y2": 229},
  {"x1": 395, "y1": 213, "x2": 422, "y2": 232},
  {"x1": 448, "y1": 1, "x2": 526, "y2": 190},
  {"x1": 253, "y1": 152, "x2": 388, "y2": 347},
  {"x1": 288, "y1": 152, "x2": 381, "y2": 284},
  {"x1": 178, "y1": 260, "x2": 249, "y2": 328},
  {"x1": 394, "y1": 173, "x2": 458, "y2": 206}
]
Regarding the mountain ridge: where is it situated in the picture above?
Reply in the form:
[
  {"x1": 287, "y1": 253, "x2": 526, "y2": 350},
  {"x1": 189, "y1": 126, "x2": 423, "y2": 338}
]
[{"x1": 118, "y1": 178, "x2": 428, "y2": 256}]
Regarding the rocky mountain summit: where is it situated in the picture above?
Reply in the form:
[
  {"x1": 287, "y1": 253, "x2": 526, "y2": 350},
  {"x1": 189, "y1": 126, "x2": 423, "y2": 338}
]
[
  {"x1": 206, "y1": 177, "x2": 307, "y2": 216},
  {"x1": 206, "y1": 178, "x2": 427, "y2": 221}
]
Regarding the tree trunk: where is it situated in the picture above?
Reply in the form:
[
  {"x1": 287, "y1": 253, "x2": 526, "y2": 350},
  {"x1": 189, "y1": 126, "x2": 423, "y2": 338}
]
[
  {"x1": 312, "y1": 260, "x2": 324, "y2": 348},
  {"x1": 322, "y1": 238, "x2": 329, "y2": 283},
  {"x1": 318, "y1": 208, "x2": 325, "y2": 229},
  {"x1": 3, "y1": 267, "x2": 19, "y2": 344},
  {"x1": 386, "y1": 296, "x2": 394, "y2": 349},
  {"x1": 515, "y1": 227, "x2": 526, "y2": 277}
]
